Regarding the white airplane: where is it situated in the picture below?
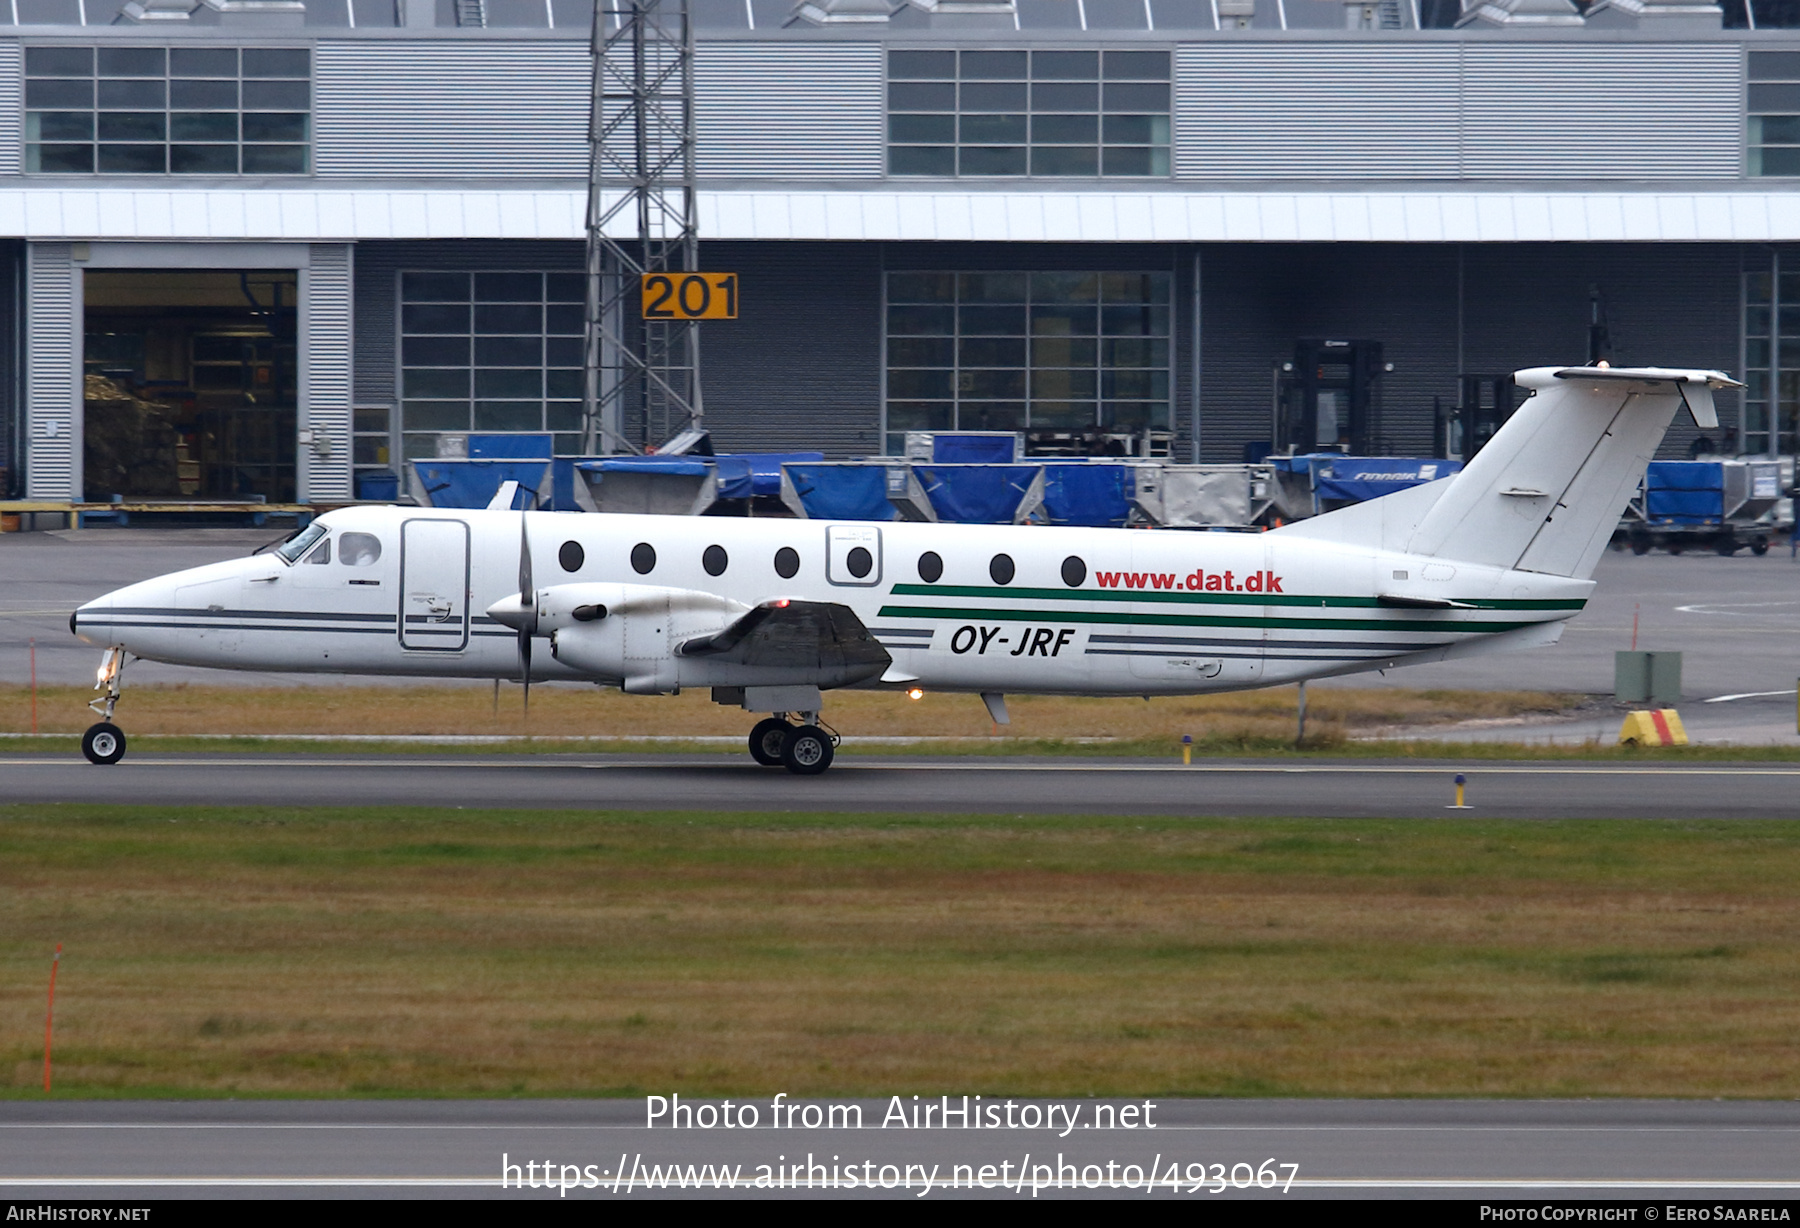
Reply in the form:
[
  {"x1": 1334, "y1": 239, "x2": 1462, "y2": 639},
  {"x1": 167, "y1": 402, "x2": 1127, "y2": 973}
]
[{"x1": 69, "y1": 364, "x2": 1736, "y2": 774}]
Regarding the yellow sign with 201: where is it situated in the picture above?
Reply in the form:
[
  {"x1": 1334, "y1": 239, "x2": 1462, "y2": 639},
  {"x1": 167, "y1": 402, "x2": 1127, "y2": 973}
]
[{"x1": 640, "y1": 273, "x2": 738, "y2": 320}]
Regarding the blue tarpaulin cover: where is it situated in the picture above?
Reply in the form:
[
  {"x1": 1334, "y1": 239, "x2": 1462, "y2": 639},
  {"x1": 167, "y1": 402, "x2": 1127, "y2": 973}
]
[
  {"x1": 715, "y1": 452, "x2": 824, "y2": 500},
  {"x1": 1646, "y1": 462, "x2": 1725, "y2": 522},
  {"x1": 1041, "y1": 463, "x2": 1133, "y2": 528},
  {"x1": 784, "y1": 464, "x2": 897, "y2": 521},
  {"x1": 468, "y1": 433, "x2": 553, "y2": 459},
  {"x1": 1310, "y1": 457, "x2": 1462, "y2": 504},
  {"x1": 577, "y1": 457, "x2": 712, "y2": 478},
  {"x1": 916, "y1": 464, "x2": 1042, "y2": 524},
  {"x1": 931, "y1": 434, "x2": 1018, "y2": 464},
  {"x1": 412, "y1": 459, "x2": 550, "y2": 509},
  {"x1": 1646, "y1": 461, "x2": 1724, "y2": 491}
]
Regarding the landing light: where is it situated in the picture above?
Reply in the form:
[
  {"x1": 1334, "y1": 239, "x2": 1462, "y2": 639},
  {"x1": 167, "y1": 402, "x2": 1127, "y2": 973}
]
[{"x1": 907, "y1": 688, "x2": 924, "y2": 701}]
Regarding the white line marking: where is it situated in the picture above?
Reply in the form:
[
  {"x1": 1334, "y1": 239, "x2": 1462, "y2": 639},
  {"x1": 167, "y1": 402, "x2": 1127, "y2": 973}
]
[
  {"x1": 1677, "y1": 600, "x2": 1800, "y2": 615},
  {"x1": 10, "y1": 759, "x2": 1800, "y2": 777},
  {"x1": 3, "y1": 1176, "x2": 1799, "y2": 1190},
  {"x1": 1704, "y1": 689, "x2": 1799, "y2": 703}
]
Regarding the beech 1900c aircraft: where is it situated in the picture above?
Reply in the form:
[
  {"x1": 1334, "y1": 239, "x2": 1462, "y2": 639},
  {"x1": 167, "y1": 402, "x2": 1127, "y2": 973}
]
[{"x1": 69, "y1": 365, "x2": 1736, "y2": 774}]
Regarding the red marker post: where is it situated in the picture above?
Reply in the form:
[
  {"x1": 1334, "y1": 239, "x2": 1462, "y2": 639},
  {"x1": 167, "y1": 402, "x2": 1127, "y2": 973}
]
[{"x1": 43, "y1": 944, "x2": 61, "y2": 1092}]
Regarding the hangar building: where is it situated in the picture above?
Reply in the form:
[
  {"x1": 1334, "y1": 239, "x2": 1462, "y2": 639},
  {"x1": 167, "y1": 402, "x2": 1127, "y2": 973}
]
[{"x1": 0, "y1": 0, "x2": 1793, "y2": 510}]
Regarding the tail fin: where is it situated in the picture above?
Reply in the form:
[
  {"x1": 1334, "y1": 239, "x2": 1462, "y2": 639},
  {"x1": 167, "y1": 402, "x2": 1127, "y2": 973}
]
[{"x1": 1279, "y1": 365, "x2": 1740, "y2": 580}]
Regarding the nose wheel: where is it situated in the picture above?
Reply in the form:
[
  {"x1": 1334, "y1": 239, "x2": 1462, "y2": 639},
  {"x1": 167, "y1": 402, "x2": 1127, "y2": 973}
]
[
  {"x1": 82, "y1": 646, "x2": 129, "y2": 766},
  {"x1": 81, "y1": 722, "x2": 126, "y2": 766},
  {"x1": 746, "y1": 714, "x2": 838, "y2": 775}
]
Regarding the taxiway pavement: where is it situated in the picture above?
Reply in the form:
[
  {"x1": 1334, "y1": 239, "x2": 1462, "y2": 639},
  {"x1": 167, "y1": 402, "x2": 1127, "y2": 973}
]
[{"x1": 5, "y1": 752, "x2": 1800, "y2": 818}]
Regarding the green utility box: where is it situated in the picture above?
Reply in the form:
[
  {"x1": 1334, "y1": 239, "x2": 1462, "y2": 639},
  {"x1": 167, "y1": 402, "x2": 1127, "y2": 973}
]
[{"x1": 1615, "y1": 651, "x2": 1682, "y2": 706}]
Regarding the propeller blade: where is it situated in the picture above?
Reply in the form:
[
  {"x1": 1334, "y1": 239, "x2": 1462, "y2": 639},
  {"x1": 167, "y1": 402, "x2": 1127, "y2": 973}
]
[{"x1": 518, "y1": 513, "x2": 535, "y2": 715}]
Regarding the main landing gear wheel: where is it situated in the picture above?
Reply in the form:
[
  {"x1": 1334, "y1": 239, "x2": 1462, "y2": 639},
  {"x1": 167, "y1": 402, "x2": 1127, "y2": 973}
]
[
  {"x1": 781, "y1": 725, "x2": 834, "y2": 776},
  {"x1": 81, "y1": 722, "x2": 126, "y2": 766},
  {"x1": 748, "y1": 718, "x2": 790, "y2": 767}
]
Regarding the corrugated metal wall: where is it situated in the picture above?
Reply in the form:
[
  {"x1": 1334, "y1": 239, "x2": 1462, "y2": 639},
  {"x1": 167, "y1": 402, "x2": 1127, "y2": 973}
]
[
  {"x1": 25, "y1": 242, "x2": 75, "y2": 500},
  {"x1": 698, "y1": 240, "x2": 883, "y2": 456},
  {"x1": 0, "y1": 242, "x2": 19, "y2": 497},
  {"x1": 313, "y1": 39, "x2": 883, "y2": 181},
  {"x1": 695, "y1": 43, "x2": 884, "y2": 180},
  {"x1": 301, "y1": 243, "x2": 355, "y2": 502},
  {"x1": 1177, "y1": 42, "x2": 1743, "y2": 181},
  {"x1": 1195, "y1": 242, "x2": 1741, "y2": 463},
  {"x1": 313, "y1": 41, "x2": 589, "y2": 179},
  {"x1": 0, "y1": 43, "x2": 21, "y2": 178},
  {"x1": 1176, "y1": 46, "x2": 1461, "y2": 180}
]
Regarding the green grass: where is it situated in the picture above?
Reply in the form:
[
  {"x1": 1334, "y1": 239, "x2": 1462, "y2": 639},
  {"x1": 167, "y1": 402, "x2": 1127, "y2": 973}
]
[{"x1": 7, "y1": 804, "x2": 1800, "y2": 1099}]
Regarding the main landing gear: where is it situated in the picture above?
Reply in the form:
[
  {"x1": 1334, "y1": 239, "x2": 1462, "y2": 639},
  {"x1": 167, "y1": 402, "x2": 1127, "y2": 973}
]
[
  {"x1": 747, "y1": 713, "x2": 837, "y2": 775},
  {"x1": 82, "y1": 647, "x2": 128, "y2": 766}
]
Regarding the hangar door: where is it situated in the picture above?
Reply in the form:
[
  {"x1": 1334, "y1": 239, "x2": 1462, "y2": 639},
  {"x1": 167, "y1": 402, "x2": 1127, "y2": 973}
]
[{"x1": 399, "y1": 518, "x2": 470, "y2": 651}]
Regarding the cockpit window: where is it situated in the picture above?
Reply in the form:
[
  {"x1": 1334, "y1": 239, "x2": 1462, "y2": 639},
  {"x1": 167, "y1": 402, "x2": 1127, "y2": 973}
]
[
  {"x1": 274, "y1": 521, "x2": 327, "y2": 564},
  {"x1": 302, "y1": 537, "x2": 332, "y2": 565},
  {"x1": 340, "y1": 533, "x2": 382, "y2": 566}
]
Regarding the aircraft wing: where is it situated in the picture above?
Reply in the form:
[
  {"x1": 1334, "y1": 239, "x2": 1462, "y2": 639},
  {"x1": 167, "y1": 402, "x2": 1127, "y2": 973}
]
[{"x1": 676, "y1": 599, "x2": 892, "y2": 678}]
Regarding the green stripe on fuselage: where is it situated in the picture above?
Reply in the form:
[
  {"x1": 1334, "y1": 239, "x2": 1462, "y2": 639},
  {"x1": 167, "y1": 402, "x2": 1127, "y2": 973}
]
[
  {"x1": 886, "y1": 583, "x2": 1585, "y2": 611},
  {"x1": 875, "y1": 604, "x2": 1545, "y2": 634}
]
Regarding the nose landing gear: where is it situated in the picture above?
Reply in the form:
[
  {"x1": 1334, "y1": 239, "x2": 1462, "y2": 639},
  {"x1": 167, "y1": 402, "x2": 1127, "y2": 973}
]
[
  {"x1": 82, "y1": 647, "x2": 128, "y2": 766},
  {"x1": 746, "y1": 712, "x2": 838, "y2": 775}
]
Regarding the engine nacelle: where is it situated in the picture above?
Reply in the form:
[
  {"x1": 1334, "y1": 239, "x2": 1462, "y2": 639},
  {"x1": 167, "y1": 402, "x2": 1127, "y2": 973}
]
[{"x1": 525, "y1": 582, "x2": 745, "y2": 693}]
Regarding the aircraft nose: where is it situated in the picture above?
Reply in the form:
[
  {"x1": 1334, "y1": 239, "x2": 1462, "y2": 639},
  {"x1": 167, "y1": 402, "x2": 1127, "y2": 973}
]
[
  {"x1": 70, "y1": 595, "x2": 113, "y2": 646},
  {"x1": 486, "y1": 593, "x2": 528, "y2": 631}
]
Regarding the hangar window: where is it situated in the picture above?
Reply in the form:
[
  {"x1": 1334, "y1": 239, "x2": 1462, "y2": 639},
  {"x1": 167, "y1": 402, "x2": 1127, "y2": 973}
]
[
  {"x1": 1750, "y1": 53, "x2": 1800, "y2": 177},
  {"x1": 398, "y1": 271, "x2": 586, "y2": 462},
  {"x1": 1742, "y1": 251, "x2": 1800, "y2": 454},
  {"x1": 25, "y1": 46, "x2": 310, "y2": 176},
  {"x1": 885, "y1": 270, "x2": 1171, "y2": 456},
  {"x1": 887, "y1": 49, "x2": 1169, "y2": 180},
  {"x1": 774, "y1": 546, "x2": 800, "y2": 579},
  {"x1": 340, "y1": 533, "x2": 382, "y2": 566}
]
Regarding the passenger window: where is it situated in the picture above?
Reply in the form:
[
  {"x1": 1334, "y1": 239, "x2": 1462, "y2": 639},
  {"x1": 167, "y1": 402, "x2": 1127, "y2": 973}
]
[
  {"x1": 703, "y1": 544, "x2": 728, "y2": 576},
  {"x1": 1061, "y1": 555, "x2": 1086, "y2": 587},
  {"x1": 917, "y1": 551, "x2": 943, "y2": 583},
  {"x1": 774, "y1": 546, "x2": 799, "y2": 579},
  {"x1": 559, "y1": 541, "x2": 585, "y2": 572},
  {"x1": 989, "y1": 553, "x2": 1014, "y2": 585},
  {"x1": 303, "y1": 537, "x2": 331, "y2": 565},
  {"x1": 340, "y1": 533, "x2": 382, "y2": 566},
  {"x1": 631, "y1": 542, "x2": 656, "y2": 574}
]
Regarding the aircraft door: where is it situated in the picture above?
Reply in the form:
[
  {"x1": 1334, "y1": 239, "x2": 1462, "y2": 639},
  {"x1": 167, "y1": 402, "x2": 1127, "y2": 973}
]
[
  {"x1": 826, "y1": 525, "x2": 882, "y2": 586},
  {"x1": 399, "y1": 518, "x2": 470, "y2": 651}
]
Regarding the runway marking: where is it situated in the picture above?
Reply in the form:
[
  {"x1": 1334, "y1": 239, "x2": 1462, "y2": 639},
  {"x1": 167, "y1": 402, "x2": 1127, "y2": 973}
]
[
  {"x1": 1677, "y1": 600, "x2": 1800, "y2": 616},
  {"x1": 1706, "y1": 689, "x2": 1799, "y2": 703},
  {"x1": 7, "y1": 1122, "x2": 1800, "y2": 1133}
]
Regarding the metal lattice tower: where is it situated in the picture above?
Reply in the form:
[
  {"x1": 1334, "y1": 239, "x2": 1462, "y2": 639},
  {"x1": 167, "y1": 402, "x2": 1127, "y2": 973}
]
[{"x1": 581, "y1": 0, "x2": 703, "y2": 456}]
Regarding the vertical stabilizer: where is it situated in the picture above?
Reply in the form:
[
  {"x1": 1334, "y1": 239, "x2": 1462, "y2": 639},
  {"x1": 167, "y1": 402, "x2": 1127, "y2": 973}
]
[
  {"x1": 1406, "y1": 366, "x2": 1735, "y2": 578},
  {"x1": 1278, "y1": 365, "x2": 1737, "y2": 578}
]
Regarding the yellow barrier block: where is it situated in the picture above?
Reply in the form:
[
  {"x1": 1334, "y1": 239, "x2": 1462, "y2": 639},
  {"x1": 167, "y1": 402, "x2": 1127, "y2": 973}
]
[{"x1": 1619, "y1": 708, "x2": 1689, "y2": 747}]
